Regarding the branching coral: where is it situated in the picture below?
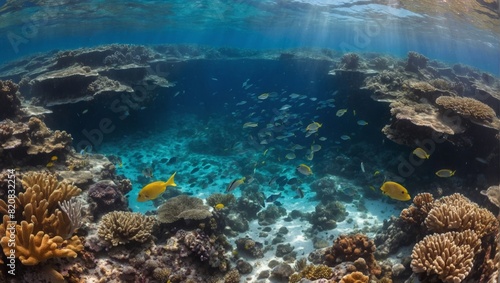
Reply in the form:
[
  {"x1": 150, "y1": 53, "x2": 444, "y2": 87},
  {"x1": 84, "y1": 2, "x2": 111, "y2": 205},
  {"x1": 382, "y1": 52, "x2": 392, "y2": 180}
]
[
  {"x1": 157, "y1": 195, "x2": 212, "y2": 224},
  {"x1": 435, "y1": 96, "x2": 497, "y2": 124},
  {"x1": 0, "y1": 172, "x2": 84, "y2": 269},
  {"x1": 400, "y1": 192, "x2": 434, "y2": 225},
  {"x1": 424, "y1": 193, "x2": 498, "y2": 237},
  {"x1": 0, "y1": 216, "x2": 83, "y2": 265},
  {"x1": 411, "y1": 230, "x2": 481, "y2": 283},
  {"x1": 97, "y1": 211, "x2": 156, "y2": 246}
]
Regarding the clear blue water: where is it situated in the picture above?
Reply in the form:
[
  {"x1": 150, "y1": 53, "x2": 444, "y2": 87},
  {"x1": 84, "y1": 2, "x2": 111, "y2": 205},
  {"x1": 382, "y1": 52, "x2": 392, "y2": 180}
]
[{"x1": 0, "y1": 0, "x2": 499, "y2": 74}]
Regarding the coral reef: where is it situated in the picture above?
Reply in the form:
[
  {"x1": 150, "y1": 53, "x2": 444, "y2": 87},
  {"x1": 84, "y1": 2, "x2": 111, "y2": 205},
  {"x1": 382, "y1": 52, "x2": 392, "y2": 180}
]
[
  {"x1": 206, "y1": 193, "x2": 236, "y2": 207},
  {"x1": 411, "y1": 230, "x2": 481, "y2": 283},
  {"x1": 257, "y1": 204, "x2": 287, "y2": 225},
  {"x1": 164, "y1": 229, "x2": 230, "y2": 272},
  {"x1": 0, "y1": 117, "x2": 72, "y2": 167},
  {"x1": 157, "y1": 195, "x2": 212, "y2": 224},
  {"x1": 0, "y1": 80, "x2": 21, "y2": 120},
  {"x1": 424, "y1": 193, "x2": 498, "y2": 237},
  {"x1": 308, "y1": 200, "x2": 348, "y2": 231},
  {"x1": 435, "y1": 96, "x2": 498, "y2": 127},
  {"x1": 289, "y1": 264, "x2": 334, "y2": 283},
  {"x1": 339, "y1": 271, "x2": 369, "y2": 283},
  {"x1": 97, "y1": 211, "x2": 156, "y2": 246},
  {"x1": 235, "y1": 237, "x2": 264, "y2": 258},
  {"x1": 88, "y1": 180, "x2": 128, "y2": 216},
  {"x1": 405, "y1": 51, "x2": 428, "y2": 73},
  {"x1": 324, "y1": 234, "x2": 381, "y2": 276},
  {"x1": 0, "y1": 172, "x2": 83, "y2": 278},
  {"x1": 340, "y1": 53, "x2": 361, "y2": 70}
]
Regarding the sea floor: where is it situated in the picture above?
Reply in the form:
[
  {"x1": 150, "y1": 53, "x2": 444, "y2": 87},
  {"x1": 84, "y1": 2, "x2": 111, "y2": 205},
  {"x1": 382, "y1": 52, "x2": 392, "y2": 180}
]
[{"x1": 97, "y1": 112, "x2": 401, "y2": 281}]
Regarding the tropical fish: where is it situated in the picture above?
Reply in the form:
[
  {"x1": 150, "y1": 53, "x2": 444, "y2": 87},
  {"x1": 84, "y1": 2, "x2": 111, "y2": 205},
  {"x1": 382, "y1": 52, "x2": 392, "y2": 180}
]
[
  {"x1": 373, "y1": 170, "x2": 380, "y2": 176},
  {"x1": 296, "y1": 164, "x2": 313, "y2": 175},
  {"x1": 357, "y1": 120, "x2": 368, "y2": 126},
  {"x1": 360, "y1": 162, "x2": 365, "y2": 173},
  {"x1": 435, "y1": 169, "x2": 455, "y2": 177},
  {"x1": 236, "y1": 101, "x2": 247, "y2": 106},
  {"x1": 319, "y1": 137, "x2": 327, "y2": 141},
  {"x1": 280, "y1": 104, "x2": 292, "y2": 111},
  {"x1": 266, "y1": 192, "x2": 282, "y2": 202},
  {"x1": 306, "y1": 122, "x2": 322, "y2": 132},
  {"x1": 311, "y1": 144, "x2": 321, "y2": 152},
  {"x1": 380, "y1": 181, "x2": 411, "y2": 201},
  {"x1": 243, "y1": 122, "x2": 258, "y2": 128},
  {"x1": 137, "y1": 172, "x2": 177, "y2": 202},
  {"x1": 336, "y1": 108, "x2": 348, "y2": 117},
  {"x1": 79, "y1": 145, "x2": 92, "y2": 155},
  {"x1": 369, "y1": 185, "x2": 376, "y2": 191},
  {"x1": 258, "y1": 93, "x2": 269, "y2": 100},
  {"x1": 295, "y1": 187, "x2": 304, "y2": 198},
  {"x1": 412, "y1": 148, "x2": 430, "y2": 159},
  {"x1": 340, "y1": 135, "x2": 351, "y2": 140},
  {"x1": 226, "y1": 177, "x2": 246, "y2": 192},
  {"x1": 142, "y1": 167, "x2": 154, "y2": 178},
  {"x1": 214, "y1": 203, "x2": 225, "y2": 211},
  {"x1": 51, "y1": 156, "x2": 58, "y2": 161},
  {"x1": 285, "y1": 152, "x2": 296, "y2": 160},
  {"x1": 305, "y1": 150, "x2": 314, "y2": 161},
  {"x1": 46, "y1": 162, "x2": 54, "y2": 168}
]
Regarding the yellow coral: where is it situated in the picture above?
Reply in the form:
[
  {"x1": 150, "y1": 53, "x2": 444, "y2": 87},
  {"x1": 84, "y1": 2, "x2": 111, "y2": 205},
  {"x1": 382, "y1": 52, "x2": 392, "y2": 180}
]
[
  {"x1": 411, "y1": 230, "x2": 480, "y2": 283},
  {"x1": 0, "y1": 216, "x2": 83, "y2": 265},
  {"x1": 289, "y1": 264, "x2": 333, "y2": 283}
]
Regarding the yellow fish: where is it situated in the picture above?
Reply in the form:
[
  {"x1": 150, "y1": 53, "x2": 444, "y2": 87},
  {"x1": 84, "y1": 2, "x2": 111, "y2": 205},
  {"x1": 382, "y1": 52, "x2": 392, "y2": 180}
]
[
  {"x1": 380, "y1": 181, "x2": 411, "y2": 201},
  {"x1": 296, "y1": 164, "x2": 313, "y2": 175},
  {"x1": 51, "y1": 156, "x2": 58, "y2": 161},
  {"x1": 435, "y1": 169, "x2": 455, "y2": 177},
  {"x1": 137, "y1": 172, "x2": 177, "y2": 202},
  {"x1": 214, "y1": 203, "x2": 225, "y2": 210},
  {"x1": 336, "y1": 108, "x2": 348, "y2": 117},
  {"x1": 306, "y1": 122, "x2": 322, "y2": 132},
  {"x1": 373, "y1": 171, "x2": 380, "y2": 176},
  {"x1": 412, "y1": 148, "x2": 430, "y2": 159},
  {"x1": 46, "y1": 162, "x2": 54, "y2": 168}
]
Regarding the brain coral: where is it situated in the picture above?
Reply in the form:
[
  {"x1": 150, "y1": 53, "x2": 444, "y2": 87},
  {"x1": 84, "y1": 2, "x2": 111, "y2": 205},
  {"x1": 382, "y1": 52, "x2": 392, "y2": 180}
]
[
  {"x1": 97, "y1": 211, "x2": 156, "y2": 246},
  {"x1": 411, "y1": 230, "x2": 481, "y2": 283},
  {"x1": 435, "y1": 96, "x2": 497, "y2": 123}
]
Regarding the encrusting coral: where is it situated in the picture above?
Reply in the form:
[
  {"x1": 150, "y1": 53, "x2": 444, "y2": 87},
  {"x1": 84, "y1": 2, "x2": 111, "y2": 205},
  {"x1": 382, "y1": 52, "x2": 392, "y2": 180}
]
[
  {"x1": 411, "y1": 229, "x2": 481, "y2": 283},
  {"x1": 97, "y1": 211, "x2": 156, "y2": 246},
  {"x1": 288, "y1": 264, "x2": 334, "y2": 283},
  {"x1": 0, "y1": 172, "x2": 83, "y2": 266},
  {"x1": 157, "y1": 194, "x2": 212, "y2": 224}
]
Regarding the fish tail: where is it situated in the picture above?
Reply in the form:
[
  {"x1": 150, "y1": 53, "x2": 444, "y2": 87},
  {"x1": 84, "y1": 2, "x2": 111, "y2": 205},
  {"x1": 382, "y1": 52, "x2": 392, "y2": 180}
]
[{"x1": 166, "y1": 172, "x2": 177, "y2": 187}]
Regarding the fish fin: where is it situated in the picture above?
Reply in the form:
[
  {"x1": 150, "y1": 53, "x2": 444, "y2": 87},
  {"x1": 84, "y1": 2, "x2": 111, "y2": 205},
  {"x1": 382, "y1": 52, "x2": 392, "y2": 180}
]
[{"x1": 166, "y1": 172, "x2": 177, "y2": 186}]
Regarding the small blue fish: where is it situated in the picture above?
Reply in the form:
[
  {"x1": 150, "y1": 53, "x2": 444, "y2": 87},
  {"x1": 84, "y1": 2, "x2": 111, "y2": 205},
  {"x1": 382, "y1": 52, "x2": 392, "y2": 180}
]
[
  {"x1": 357, "y1": 120, "x2": 368, "y2": 126},
  {"x1": 266, "y1": 192, "x2": 282, "y2": 202}
]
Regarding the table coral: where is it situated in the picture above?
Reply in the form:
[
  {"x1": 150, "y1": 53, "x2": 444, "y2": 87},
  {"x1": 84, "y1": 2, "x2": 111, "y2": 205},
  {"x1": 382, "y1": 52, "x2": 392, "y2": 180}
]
[
  {"x1": 411, "y1": 230, "x2": 481, "y2": 283},
  {"x1": 435, "y1": 96, "x2": 498, "y2": 126},
  {"x1": 97, "y1": 211, "x2": 156, "y2": 246},
  {"x1": 157, "y1": 194, "x2": 212, "y2": 224}
]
